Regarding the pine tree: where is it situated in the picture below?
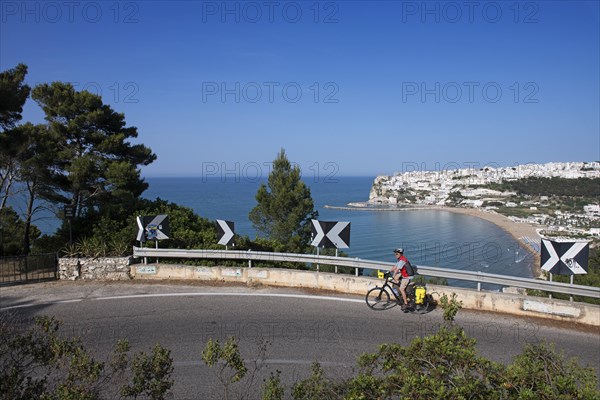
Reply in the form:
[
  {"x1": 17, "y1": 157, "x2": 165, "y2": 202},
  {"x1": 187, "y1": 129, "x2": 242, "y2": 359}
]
[
  {"x1": 0, "y1": 63, "x2": 30, "y2": 130},
  {"x1": 249, "y1": 149, "x2": 318, "y2": 252},
  {"x1": 31, "y1": 82, "x2": 156, "y2": 220},
  {"x1": 0, "y1": 64, "x2": 31, "y2": 210}
]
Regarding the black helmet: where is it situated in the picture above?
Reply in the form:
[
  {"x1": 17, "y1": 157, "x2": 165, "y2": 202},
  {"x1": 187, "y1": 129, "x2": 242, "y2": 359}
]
[{"x1": 393, "y1": 248, "x2": 403, "y2": 254}]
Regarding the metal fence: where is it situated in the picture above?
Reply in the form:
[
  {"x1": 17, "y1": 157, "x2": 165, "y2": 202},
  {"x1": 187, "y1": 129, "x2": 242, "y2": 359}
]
[
  {"x1": 133, "y1": 247, "x2": 600, "y2": 300},
  {"x1": 0, "y1": 253, "x2": 58, "y2": 285}
]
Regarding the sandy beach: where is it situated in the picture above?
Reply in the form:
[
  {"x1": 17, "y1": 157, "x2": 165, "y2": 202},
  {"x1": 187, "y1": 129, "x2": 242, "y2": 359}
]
[{"x1": 435, "y1": 206, "x2": 542, "y2": 275}]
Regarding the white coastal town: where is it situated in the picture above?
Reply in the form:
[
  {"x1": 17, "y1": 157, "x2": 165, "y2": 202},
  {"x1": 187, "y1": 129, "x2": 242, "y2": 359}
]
[{"x1": 364, "y1": 162, "x2": 600, "y2": 238}]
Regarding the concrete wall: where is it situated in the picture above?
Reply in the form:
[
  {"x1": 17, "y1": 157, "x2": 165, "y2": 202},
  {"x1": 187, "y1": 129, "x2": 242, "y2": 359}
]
[
  {"x1": 59, "y1": 257, "x2": 132, "y2": 280},
  {"x1": 131, "y1": 263, "x2": 600, "y2": 327}
]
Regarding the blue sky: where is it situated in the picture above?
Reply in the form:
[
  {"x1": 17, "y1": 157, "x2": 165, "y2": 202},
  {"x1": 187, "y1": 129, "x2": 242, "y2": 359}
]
[{"x1": 2, "y1": 0, "x2": 599, "y2": 178}]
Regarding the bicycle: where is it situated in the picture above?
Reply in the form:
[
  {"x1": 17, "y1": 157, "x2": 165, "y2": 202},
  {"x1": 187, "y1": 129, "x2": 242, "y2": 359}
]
[{"x1": 365, "y1": 271, "x2": 434, "y2": 313}]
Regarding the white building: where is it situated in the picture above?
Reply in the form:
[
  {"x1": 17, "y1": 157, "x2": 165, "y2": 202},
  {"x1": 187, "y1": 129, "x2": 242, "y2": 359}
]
[{"x1": 584, "y1": 204, "x2": 600, "y2": 215}]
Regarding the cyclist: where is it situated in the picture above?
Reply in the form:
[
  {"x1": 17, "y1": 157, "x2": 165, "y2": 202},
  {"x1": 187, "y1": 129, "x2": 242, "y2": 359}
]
[{"x1": 390, "y1": 248, "x2": 413, "y2": 310}]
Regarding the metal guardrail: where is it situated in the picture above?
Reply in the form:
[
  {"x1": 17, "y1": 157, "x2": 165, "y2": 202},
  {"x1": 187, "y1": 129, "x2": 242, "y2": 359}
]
[{"x1": 132, "y1": 247, "x2": 600, "y2": 299}]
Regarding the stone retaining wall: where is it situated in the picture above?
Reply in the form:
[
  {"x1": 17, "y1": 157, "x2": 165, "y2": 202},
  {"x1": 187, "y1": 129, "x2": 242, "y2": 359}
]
[{"x1": 59, "y1": 257, "x2": 132, "y2": 280}]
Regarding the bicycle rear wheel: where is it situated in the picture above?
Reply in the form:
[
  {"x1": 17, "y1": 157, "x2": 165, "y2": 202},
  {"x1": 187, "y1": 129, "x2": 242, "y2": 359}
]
[
  {"x1": 366, "y1": 287, "x2": 393, "y2": 310},
  {"x1": 414, "y1": 295, "x2": 431, "y2": 314}
]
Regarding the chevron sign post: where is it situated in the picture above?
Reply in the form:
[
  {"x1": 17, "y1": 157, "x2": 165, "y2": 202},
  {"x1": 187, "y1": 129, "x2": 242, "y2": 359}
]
[
  {"x1": 136, "y1": 215, "x2": 170, "y2": 243},
  {"x1": 541, "y1": 239, "x2": 589, "y2": 275},
  {"x1": 311, "y1": 220, "x2": 351, "y2": 249},
  {"x1": 216, "y1": 220, "x2": 235, "y2": 247}
]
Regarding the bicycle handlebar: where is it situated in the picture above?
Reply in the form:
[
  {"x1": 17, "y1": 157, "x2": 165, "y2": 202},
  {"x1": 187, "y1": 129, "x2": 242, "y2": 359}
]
[{"x1": 383, "y1": 273, "x2": 400, "y2": 285}]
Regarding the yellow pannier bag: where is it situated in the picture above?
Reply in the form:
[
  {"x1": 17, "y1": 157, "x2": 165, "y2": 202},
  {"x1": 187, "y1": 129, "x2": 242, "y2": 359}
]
[{"x1": 415, "y1": 286, "x2": 426, "y2": 305}]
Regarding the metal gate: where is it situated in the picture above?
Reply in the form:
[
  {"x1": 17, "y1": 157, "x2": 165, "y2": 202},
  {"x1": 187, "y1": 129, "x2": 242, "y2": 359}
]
[{"x1": 0, "y1": 253, "x2": 58, "y2": 285}]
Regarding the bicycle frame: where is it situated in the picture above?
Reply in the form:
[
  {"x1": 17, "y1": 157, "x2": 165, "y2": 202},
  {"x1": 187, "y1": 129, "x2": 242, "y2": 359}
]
[{"x1": 385, "y1": 275, "x2": 416, "y2": 304}]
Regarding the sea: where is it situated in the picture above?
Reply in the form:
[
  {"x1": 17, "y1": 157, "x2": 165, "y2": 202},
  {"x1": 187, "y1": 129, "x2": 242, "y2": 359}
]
[{"x1": 142, "y1": 176, "x2": 536, "y2": 286}]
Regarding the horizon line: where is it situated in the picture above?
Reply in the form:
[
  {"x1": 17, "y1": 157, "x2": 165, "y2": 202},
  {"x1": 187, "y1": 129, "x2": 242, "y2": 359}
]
[{"x1": 142, "y1": 175, "x2": 378, "y2": 179}]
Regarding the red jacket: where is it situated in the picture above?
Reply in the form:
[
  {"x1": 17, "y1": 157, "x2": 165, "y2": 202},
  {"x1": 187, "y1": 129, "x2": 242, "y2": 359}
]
[
  {"x1": 400, "y1": 255, "x2": 411, "y2": 278},
  {"x1": 394, "y1": 255, "x2": 411, "y2": 278}
]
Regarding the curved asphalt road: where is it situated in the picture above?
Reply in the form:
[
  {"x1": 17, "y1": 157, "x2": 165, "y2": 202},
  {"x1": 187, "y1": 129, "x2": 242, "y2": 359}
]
[{"x1": 1, "y1": 281, "x2": 599, "y2": 399}]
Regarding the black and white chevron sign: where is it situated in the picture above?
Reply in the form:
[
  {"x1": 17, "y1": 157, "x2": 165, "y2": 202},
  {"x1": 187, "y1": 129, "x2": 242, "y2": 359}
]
[
  {"x1": 541, "y1": 239, "x2": 589, "y2": 275},
  {"x1": 216, "y1": 220, "x2": 235, "y2": 246},
  {"x1": 136, "y1": 215, "x2": 170, "y2": 243},
  {"x1": 310, "y1": 220, "x2": 350, "y2": 249}
]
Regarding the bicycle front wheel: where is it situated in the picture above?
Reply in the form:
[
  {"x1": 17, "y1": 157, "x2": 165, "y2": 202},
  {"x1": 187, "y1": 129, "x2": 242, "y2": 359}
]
[{"x1": 366, "y1": 287, "x2": 393, "y2": 310}]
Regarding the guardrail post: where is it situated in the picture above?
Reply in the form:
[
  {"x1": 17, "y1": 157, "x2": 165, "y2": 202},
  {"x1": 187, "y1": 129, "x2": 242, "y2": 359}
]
[
  {"x1": 316, "y1": 247, "x2": 320, "y2": 272},
  {"x1": 335, "y1": 249, "x2": 338, "y2": 273},
  {"x1": 570, "y1": 275, "x2": 574, "y2": 302}
]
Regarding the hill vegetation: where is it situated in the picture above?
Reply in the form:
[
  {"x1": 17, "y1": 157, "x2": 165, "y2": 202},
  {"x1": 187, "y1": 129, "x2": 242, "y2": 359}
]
[{"x1": 485, "y1": 177, "x2": 600, "y2": 197}]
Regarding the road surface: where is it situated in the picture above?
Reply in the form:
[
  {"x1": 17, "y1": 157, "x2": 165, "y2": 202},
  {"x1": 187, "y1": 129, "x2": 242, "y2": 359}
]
[{"x1": 1, "y1": 281, "x2": 598, "y2": 399}]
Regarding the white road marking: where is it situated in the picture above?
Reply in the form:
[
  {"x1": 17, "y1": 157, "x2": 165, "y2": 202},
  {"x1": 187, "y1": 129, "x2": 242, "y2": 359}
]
[{"x1": 0, "y1": 292, "x2": 363, "y2": 311}]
